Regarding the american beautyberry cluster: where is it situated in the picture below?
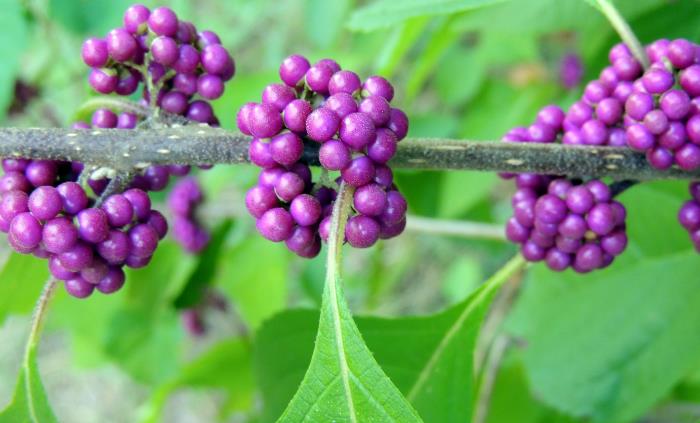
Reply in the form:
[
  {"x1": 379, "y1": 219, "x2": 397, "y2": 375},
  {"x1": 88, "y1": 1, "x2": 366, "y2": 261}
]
[
  {"x1": 503, "y1": 38, "x2": 700, "y2": 270},
  {"x1": 0, "y1": 5, "x2": 234, "y2": 299},
  {"x1": 679, "y1": 181, "x2": 700, "y2": 252},
  {"x1": 0, "y1": 164, "x2": 167, "y2": 298},
  {"x1": 82, "y1": 4, "x2": 234, "y2": 123},
  {"x1": 167, "y1": 177, "x2": 210, "y2": 253},
  {"x1": 506, "y1": 177, "x2": 628, "y2": 272},
  {"x1": 237, "y1": 55, "x2": 409, "y2": 257}
]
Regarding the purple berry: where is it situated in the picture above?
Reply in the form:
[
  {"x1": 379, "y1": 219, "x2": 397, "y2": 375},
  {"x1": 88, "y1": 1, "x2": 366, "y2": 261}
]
[
  {"x1": 106, "y1": 29, "x2": 138, "y2": 62},
  {"x1": 280, "y1": 55, "x2": 311, "y2": 87},
  {"x1": 325, "y1": 93, "x2": 358, "y2": 120},
  {"x1": 147, "y1": 210, "x2": 168, "y2": 239},
  {"x1": 124, "y1": 4, "x2": 150, "y2": 34},
  {"x1": 262, "y1": 83, "x2": 296, "y2": 112},
  {"x1": 58, "y1": 241, "x2": 93, "y2": 272},
  {"x1": 151, "y1": 36, "x2": 178, "y2": 66},
  {"x1": 359, "y1": 96, "x2": 391, "y2": 126},
  {"x1": 660, "y1": 89, "x2": 690, "y2": 120},
  {"x1": 341, "y1": 156, "x2": 375, "y2": 187},
  {"x1": 42, "y1": 217, "x2": 78, "y2": 254},
  {"x1": 128, "y1": 224, "x2": 159, "y2": 258},
  {"x1": 249, "y1": 103, "x2": 283, "y2": 139},
  {"x1": 283, "y1": 99, "x2": 312, "y2": 133},
  {"x1": 257, "y1": 208, "x2": 294, "y2": 242},
  {"x1": 363, "y1": 76, "x2": 394, "y2": 101},
  {"x1": 534, "y1": 194, "x2": 567, "y2": 224},
  {"x1": 340, "y1": 112, "x2": 376, "y2": 150},
  {"x1": 387, "y1": 109, "x2": 409, "y2": 141},
  {"x1": 9, "y1": 212, "x2": 42, "y2": 250},
  {"x1": 306, "y1": 108, "x2": 340, "y2": 142},
  {"x1": 197, "y1": 74, "x2": 225, "y2": 100},
  {"x1": 101, "y1": 194, "x2": 134, "y2": 228},
  {"x1": 319, "y1": 140, "x2": 352, "y2": 171},
  {"x1": 270, "y1": 132, "x2": 304, "y2": 166},
  {"x1": 345, "y1": 215, "x2": 380, "y2": 248},
  {"x1": 89, "y1": 68, "x2": 118, "y2": 94},
  {"x1": 81, "y1": 37, "x2": 109, "y2": 67},
  {"x1": 28, "y1": 186, "x2": 62, "y2": 221},
  {"x1": 305, "y1": 64, "x2": 334, "y2": 94},
  {"x1": 65, "y1": 277, "x2": 95, "y2": 299},
  {"x1": 274, "y1": 172, "x2": 305, "y2": 202},
  {"x1": 148, "y1": 7, "x2": 179, "y2": 37},
  {"x1": 367, "y1": 128, "x2": 398, "y2": 164},
  {"x1": 97, "y1": 229, "x2": 130, "y2": 264},
  {"x1": 676, "y1": 144, "x2": 700, "y2": 171},
  {"x1": 77, "y1": 208, "x2": 109, "y2": 243},
  {"x1": 289, "y1": 194, "x2": 322, "y2": 226},
  {"x1": 96, "y1": 267, "x2": 126, "y2": 294},
  {"x1": 0, "y1": 190, "x2": 29, "y2": 222}
]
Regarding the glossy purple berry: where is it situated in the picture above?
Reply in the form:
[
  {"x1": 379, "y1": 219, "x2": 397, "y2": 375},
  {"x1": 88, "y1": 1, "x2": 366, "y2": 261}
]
[
  {"x1": 274, "y1": 172, "x2": 305, "y2": 202},
  {"x1": 660, "y1": 89, "x2": 691, "y2": 120},
  {"x1": 257, "y1": 208, "x2": 294, "y2": 242},
  {"x1": 319, "y1": 140, "x2": 352, "y2": 171},
  {"x1": 306, "y1": 108, "x2": 340, "y2": 142},
  {"x1": 262, "y1": 83, "x2": 296, "y2": 112},
  {"x1": 246, "y1": 184, "x2": 280, "y2": 218},
  {"x1": 305, "y1": 64, "x2": 334, "y2": 94},
  {"x1": 270, "y1": 132, "x2": 304, "y2": 166},
  {"x1": 325, "y1": 93, "x2": 358, "y2": 120},
  {"x1": 340, "y1": 112, "x2": 376, "y2": 150},
  {"x1": 280, "y1": 55, "x2": 311, "y2": 87},
  {"x1": 249, "y1": 103, "x2": 283, "y2": 139},
  {"x1": 148, "y1": 7, "x2": 178, "y2": 37},
  {"x1": 341, "y1": 156, "x2": 375, "y2": 187},
  {"x1": 329, "y1": 70, "x2": 362, "y2": 95},
  {"x1": 9, "y1": 212, "x2": 42, "y2": 250},
  {"x1": 151, "y1": 36, "x2": 178, "y2": 66},
  {"x1": 89, "y1": 68, "x2": 118, "y2": 94},
  {"x1": 106, "y1": 28, "x2": 138, "y2": 62},
  {"x1": 283, "y1": 99, "x2": 312, "y2": 133},
  {"x1": 345, "y1": 215, "x2": 380, "y2": 248},
  {"x1": 97, "y1": 229, "x2": 130, "y2": 264},
  {"x1": 77, "y1": 208, "x2": 109, "y2": 243},
  {"x1": 124, "y1": 4, "x2": 150, "y2": 34},
  {"x1": 81, "y1": 37, "x2": 109, "y2": 67},
  {"x1": 289, "y1": 194, "x2": 322, "y2": 226},
  {"x1": 28, "y1": 186, "x2": 62, "y2": 221},
  {"x1": 65, "y1": 277, "x2": 95, "y2": 299},
  {"x1": 43, "y1": 217, "x2": 78, "y2": 254},
  {"x1": 198, "y1": 74, "x2": 225, "y2": 100},
  {"x1": 363, "y1": 76, "x2": 394, "y2": 101},
  {"x1": 387, "y1": 109, "x2": 409, "y2": 141},
  {"x1": 676, "y1": 144, "x2": 700, "y2": 171}
]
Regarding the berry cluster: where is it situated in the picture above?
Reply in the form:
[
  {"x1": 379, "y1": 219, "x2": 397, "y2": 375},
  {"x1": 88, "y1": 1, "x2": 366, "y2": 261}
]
[
  {"x1": 82, "y1": 4, "x2": 234, "y2": 124},
  {"x1": 619, "y1": 39, "x2": 700, "y2": 170},
  {"x1": 679, "y1": 181, "x2": 700, "y2": 252},
  {"x1": 503, "y1": 38, "x2": 700, "y2": 268},
  {"x1": 506, "y1": 176, "x2": 628, "y2": 272},
  {"x1": 238, "y1": 55, "x2": 409, "y2": 257},
  {"x1": 167, "y1": 177, "x2": 210, "y2": 253},
  {"x1": 0, "y1": 168, "x2": 167, "y2": 298},
  {"x1": 0, "y1": 5, "x2": 235, "y2": 299}
]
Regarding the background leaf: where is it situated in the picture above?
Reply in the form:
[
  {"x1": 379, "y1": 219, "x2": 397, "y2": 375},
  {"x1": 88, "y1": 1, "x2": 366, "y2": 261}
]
[
  {"x1": 348, "y1": 0, "x2": 506, "y2": 32},
  {"x1": 0, "y1": 0, "x2": 28, "y2": 122},
  {"x1": 0, "y1": 346, "x2": 57, "y2": 423}
]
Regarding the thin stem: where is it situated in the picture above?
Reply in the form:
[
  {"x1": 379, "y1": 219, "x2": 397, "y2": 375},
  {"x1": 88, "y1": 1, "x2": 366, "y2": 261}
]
[
  {"x1": 1, "y1": 127, "x2": 698, "y2": 180},
  {"x1": 596, "y1": 0, "x2": 650, "y2": 69},
  {"x1": 405, "y1": 215, "x2": 505, "y2": 241},
  {"x1": 472, "y1": 335, "x2": 511, "y2": 423},
  {"x1": 25, "y1": 279, "x2": 58, "y2": 358},
  {"x1": 75, "y1": 97, "x2": 150, "y2": 120}
]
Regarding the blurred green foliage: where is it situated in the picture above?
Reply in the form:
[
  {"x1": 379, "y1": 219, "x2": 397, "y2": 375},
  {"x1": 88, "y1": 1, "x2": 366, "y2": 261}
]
[{"x1": 1, "y1": 0, "x2": 700, "y2": 422}]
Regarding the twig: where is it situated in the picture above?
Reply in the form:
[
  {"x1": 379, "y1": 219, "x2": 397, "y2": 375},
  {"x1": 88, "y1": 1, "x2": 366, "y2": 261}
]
[
  {"x1": 405, "y1": 215, "x2": 505, "y2": 241},
  {"x1": 0, "y1": 127, "x2": 697, "y2": 180}
]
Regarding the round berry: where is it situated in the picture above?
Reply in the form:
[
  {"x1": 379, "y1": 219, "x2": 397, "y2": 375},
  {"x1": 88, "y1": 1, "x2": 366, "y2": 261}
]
[
  {"x1": 28, "y1": 186, "x2": 62, "y2": 221},
  {"x1": 306, "y1": 108, "x2": 340, "y2": 142},
  {"x1": 341, "y1": 156, "x2": 375, "y2": 187},
  {"x1": 96, "y1": 267, "x2": 126, "y2": 294},
  {"x1": 9, "y1": 212, "x2": 42, "y2": 250},
  {"x1": 283, "y1": 99, "x2": 312, "y2": 133},
  {"x1": 42, "y1": 217, "x2": 78, "y2": 254},
  {"x1": 148, "y1": 7, "x2": 178, "y2": 37},
  {"x1": 257, "y1": 208, "x2": 294, "y2": 242},
  {"x1": 249, "y1": 103, "x2": 283, "y2": 139},
  {"x1": 289, "y1": 194, "x2": 322, "y2": 226},
  {"x1": 65, "y1": 277, "x2": 95, "y2": 299},
  {"x1": 345, "y1": 215, "x2": 380, "y2": 248},
  {"x1": 77, "y1": 208, "x2": 110, "y2": 243},
  {"x1": 319, "y1": 140, "x2": 352, "y2": 171},
  {"x1": 280, "y1": 55, "x2": 311, "y2": 87},
  {"x1": 81, "y1": 37, "x2": 109, "y2": 67}
]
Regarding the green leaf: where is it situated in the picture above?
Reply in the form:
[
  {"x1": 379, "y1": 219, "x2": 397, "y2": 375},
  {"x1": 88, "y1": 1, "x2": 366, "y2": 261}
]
[
  {"x1": 348, "y1": 0, "x2": 507, "y2": 32},
  {"x1": 0, "y1": 254, "x2": 50, "y2": 325},
  {"x1": 139, "y1": 339, "x2": 254, "y2": 423},
  {"x1": 219, "y1": 236, "x2": 289, "y2": 331},
  {"x1": 0, "y1": 346, "x2": 57, "y2": 423},
  {"x1": 438, "y1": 171, "x2": 498, "y2": 218},
  {"x1": 1, "y1": 280, "x2": 58, "y2": 422},
  {"x1": 305, "y1": 0, "x2": 353, "y2": 48},
  {"x1": 256, "y1": 256, "x2": 526, "y2": 422},
  {"x1": 173, "y1": 220, "x2": 234, "y2": 309},
  {"x1": 278, "y1": 184, "x2": 422, "y2": 422},
  {"x1": 405, "y1": 18, "x2": 459, "y2": 101},
  {"x1": 0, "y1": 0, "x2": 28, "y2": 121},
  {"x1": 508, "y1": 251, "x2": 700, "y2": 422},
  {"x1": 375, "y1": 18, "x2": 430, "y2": 77}
]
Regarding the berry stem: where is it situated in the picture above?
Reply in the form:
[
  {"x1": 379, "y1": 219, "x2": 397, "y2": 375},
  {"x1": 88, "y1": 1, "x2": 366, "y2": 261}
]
[
  {"x1": 405, "y1": 215, "x2": 505, "y2": 241},
  {"x1": 25, "y1": 278, "x2": 58, "y2": 362},
  {"x1": 594, "y1": 0, "x2": 650, "y2": 69},
  {"x1": 76, "y1": 97, "x2": 150, "y2": 120},
  {"x1": 0, "y1": 127, "x2": 698, "y2": 180}
]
